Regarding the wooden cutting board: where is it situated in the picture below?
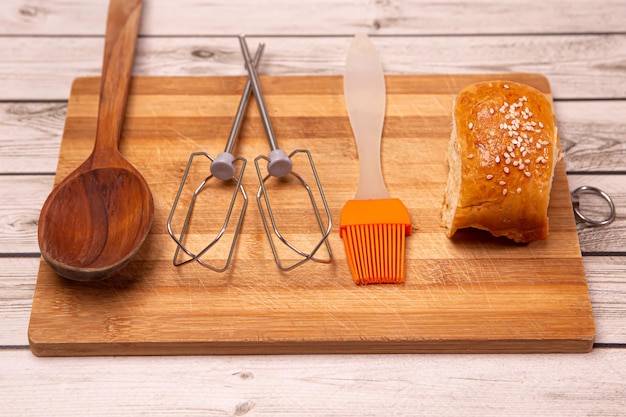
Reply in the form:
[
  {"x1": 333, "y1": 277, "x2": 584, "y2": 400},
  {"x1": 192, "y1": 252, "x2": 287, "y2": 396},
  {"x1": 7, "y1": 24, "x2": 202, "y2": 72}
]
[{"x1": 28, "y1": 74, "x2": 595, "y2": 356}]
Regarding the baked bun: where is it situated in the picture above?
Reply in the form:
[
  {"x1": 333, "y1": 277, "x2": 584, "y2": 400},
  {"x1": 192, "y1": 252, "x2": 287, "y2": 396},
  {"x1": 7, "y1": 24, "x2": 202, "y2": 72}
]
[{"x1": 442, "y1": 80, "x2": 560, "y2": 243}]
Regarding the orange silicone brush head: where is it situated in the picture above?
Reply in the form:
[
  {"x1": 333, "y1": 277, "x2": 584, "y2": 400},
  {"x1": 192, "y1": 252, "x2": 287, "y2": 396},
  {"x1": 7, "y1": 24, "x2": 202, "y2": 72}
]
[{"x1": 340, "y1": 198, "x2": 412, "y2": 285}]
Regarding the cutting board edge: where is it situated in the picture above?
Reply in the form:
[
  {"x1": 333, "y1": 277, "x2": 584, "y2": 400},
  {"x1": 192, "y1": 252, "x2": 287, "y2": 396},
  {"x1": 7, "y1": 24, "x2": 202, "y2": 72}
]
[{"x1": 29, "y1": 335, "x2": 595, "y2": 357}]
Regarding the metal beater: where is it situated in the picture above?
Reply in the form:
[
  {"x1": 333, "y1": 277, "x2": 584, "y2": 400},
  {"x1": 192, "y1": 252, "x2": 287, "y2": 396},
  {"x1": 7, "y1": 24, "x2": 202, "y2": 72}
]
[
  {"x1": 239, "y1": 35, "x2": 333, "y2": 271},
  {"x1": 166, "y1": 44, "x2": 265, "y2": 271}
]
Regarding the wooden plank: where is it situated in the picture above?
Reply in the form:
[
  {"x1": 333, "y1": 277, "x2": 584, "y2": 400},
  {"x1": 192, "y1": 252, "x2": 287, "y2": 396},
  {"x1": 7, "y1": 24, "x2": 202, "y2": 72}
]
[
  {"x1": 27, "y1": 74, "x2": 595, "y2": 355},
  {"x1": 9, "y1": 256, "x2": 626, "y2": 347},
  {"x1": 2, "y1": 348, "x2": 626, "y2": 416},
  {"x1": 1, "y1": 35, "x2": 626, "y2": 100},
  {"x1": 558, "y1": 101, "x2": 626, "y2": 172},
  {"x1": 568, "y1": 175, "x2": 626, "y2": 253},
  {"x1": 2, "y1": 174, "x2": 622, "y2": 256},
  {"x1": 0, "y1": 103, "x2": 65, "y2": 173},
  {"x1": 3, "y1": 101, "x2": 626, "y2": 175},
  {"x1": 0, "y1": 176, "x2": 53, "y2": 254},
  {"x1": 2, "y1": 119, "x2": 625, "y2": 254},
  {"x1": 584, "y1": 257, "x2": 626, "y2": 343},
  {"x1": 1, "y1": 0, "x2": 624, "y2": 36},
  {"x1": 0, "y1": 258, "x2": 37, "y2": 346}
]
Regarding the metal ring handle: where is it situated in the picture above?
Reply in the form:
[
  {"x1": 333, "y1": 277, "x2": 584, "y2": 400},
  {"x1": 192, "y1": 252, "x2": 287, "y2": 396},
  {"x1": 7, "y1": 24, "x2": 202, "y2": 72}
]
[{"x1": 571, "y1": 186, "x2": 616, "y2": 226}]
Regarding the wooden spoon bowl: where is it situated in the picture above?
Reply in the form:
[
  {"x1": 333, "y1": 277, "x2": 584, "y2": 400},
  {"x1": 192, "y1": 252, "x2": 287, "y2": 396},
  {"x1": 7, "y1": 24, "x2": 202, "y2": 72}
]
[
  {"x1": 39, "y1": 164, "x2": 153, "y2": 281},
  {"x1": 38, "y1": 0, "x2": 153, "y2": 281}
]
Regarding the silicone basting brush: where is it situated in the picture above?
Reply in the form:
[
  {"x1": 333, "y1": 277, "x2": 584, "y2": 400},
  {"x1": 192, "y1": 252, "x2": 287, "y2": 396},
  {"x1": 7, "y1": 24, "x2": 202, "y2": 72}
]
[{"x1": 340, "y1": 34, "x2": 412, "y2": 285}]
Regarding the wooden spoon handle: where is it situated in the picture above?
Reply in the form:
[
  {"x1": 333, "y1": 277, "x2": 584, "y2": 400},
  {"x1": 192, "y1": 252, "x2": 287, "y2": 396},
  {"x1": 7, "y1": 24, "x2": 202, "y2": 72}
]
[{"x1": 92, "y1": 0, "x2": 142, "y2": 166}]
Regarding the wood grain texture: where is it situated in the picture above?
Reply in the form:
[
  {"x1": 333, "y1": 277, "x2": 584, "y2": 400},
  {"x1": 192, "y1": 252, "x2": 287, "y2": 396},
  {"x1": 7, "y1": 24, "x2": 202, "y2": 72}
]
[
  {"x1": 584, "y1": 257, "x2": 626, "y2": 343},
  {"x1": 2, "y1": 35, "x2": 626, "y2": 100},
  {"x1": 2, "y1": 0, "x2": 624, "y2": 36},
  {"x1": 0, "y1": 258, "x2": 37, "y2": 347},
  {"x1": 4, "y1": 175, "x2": 624, "y2": 256},
  {"x1": 3, "y1": 349, "x2": 626, "y2": 417},
  {"x1": 0, "y1": 176, "x2": 53, "y2": 254},
  {"x1": 558, "y1": 102, "x2": 626, "y2": 172},
  {"x1": 0, "y1": 103, "x2": 65, "y2": 173},
  {"x1": 28, "y1": 74, "x2": 595, "y2": 356},
  {"x1": 569, "y1": 175, "x2": 626, "y2": 253},
  {"x1": 3, "y1": 101, "x2": 626, "y2": 175},
  {"x1": 6, "y1": 256, "x2": 626, "y2": 347}
]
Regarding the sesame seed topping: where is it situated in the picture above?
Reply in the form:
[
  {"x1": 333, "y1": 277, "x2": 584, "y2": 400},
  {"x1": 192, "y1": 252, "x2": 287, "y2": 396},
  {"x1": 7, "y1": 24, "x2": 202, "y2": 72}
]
[
  {"x1": 487, "y1": 91, "x2": 549, "y2": 183},
  {"x1": 516, "y1": 187, "x2": 522, "y2": 194},
  {"x1": 468, "y1": 153, "x2": 474, "y2": 159},
  {"x1": 504, "y1": 84, "x2": 510, "y2": 89},
  {"x1": 503, "y1": 188, "x2": 508, "y2": 195},
  {"x1": 486, "y1": 174, "x2": 494, "y2": 180},
  {"x1": 469, "y1": 122, "x2": 474, "y2": 130}
]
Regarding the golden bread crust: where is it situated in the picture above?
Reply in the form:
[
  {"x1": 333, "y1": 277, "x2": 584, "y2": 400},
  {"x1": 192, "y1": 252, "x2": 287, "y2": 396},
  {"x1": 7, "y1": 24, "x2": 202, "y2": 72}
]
[{"x1": 442, "y1": 80, "x2": 559, "y2": 242}]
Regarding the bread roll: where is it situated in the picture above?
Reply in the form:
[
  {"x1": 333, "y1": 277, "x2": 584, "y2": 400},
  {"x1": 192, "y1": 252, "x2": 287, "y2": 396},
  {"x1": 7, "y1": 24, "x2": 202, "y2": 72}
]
[{"x1": 442, "y1": 80, "x2": 560, "y2": 243}]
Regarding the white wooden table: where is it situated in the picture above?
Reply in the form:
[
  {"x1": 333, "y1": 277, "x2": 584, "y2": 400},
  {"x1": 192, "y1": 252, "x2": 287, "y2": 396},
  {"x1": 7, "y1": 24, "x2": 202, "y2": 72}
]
[{"x1": 1, "y1": 1, "x2": 625, "y2": 415}]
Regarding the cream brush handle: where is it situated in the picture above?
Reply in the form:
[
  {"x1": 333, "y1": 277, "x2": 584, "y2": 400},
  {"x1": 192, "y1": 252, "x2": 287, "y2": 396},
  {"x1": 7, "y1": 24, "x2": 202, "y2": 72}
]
[{"x1": 343, "y1": 33, "x2": 390, "y2": 200}]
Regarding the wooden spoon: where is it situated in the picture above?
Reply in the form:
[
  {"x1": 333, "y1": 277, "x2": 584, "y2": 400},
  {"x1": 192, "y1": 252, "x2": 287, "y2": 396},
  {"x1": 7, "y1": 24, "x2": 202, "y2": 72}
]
[{"x1": 38, "y1": 0, "x2": 153, "y2": 281}]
